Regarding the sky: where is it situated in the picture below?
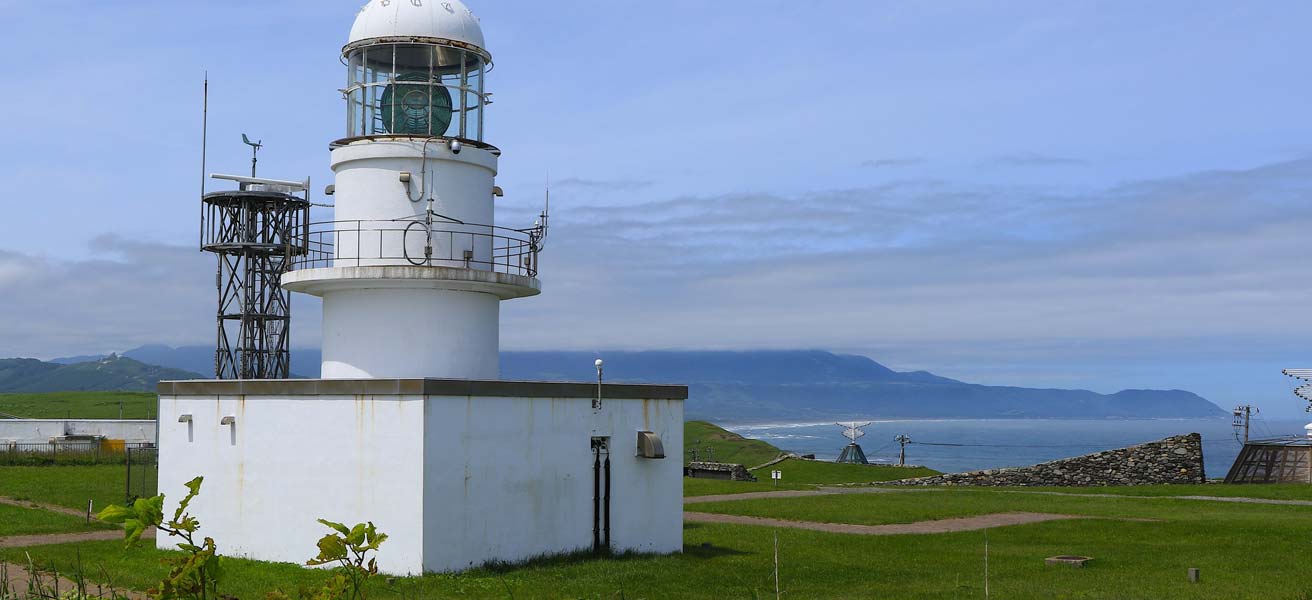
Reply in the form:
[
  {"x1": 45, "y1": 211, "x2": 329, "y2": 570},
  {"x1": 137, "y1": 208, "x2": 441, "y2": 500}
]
[{"x1": 2, "y1": 1, "x2": 1311, "y2": 418}]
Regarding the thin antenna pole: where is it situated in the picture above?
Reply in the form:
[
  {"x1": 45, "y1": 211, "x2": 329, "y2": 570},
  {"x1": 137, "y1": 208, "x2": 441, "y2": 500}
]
[{"x1": 199, "y1": 73, "x2": 209, "y2": 248}]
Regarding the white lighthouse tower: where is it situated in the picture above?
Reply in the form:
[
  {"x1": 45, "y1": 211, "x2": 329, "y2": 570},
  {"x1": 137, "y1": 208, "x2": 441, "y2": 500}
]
[
  {"x1": 157, "y1": 0, "x2": 685, "y2": 575},
  {"x1": 282, "y1": 0, "x2": 539, "y2": 380}
]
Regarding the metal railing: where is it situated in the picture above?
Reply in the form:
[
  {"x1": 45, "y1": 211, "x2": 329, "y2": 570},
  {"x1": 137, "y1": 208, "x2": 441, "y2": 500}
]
[
  {"x1": 0, "y1": 442, "x2": 155, "y2": 466},
  {"x1": 289, "y1": 218, "x2": 541, "y2": 278}
]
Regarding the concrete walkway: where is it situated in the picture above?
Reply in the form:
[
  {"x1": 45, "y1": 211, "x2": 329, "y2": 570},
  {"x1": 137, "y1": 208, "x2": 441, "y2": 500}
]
[{"x1": 685, "y1": 511, "x2": 1084, "y2": 535}]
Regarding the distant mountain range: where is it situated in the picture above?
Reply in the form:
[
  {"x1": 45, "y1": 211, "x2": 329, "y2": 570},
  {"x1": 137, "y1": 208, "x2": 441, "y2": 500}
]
[
  {"x1": 0, "y1": 355, "x2": 202, "y2": 393},
  {"x1": 33, "y1": 345, "x2": 1227, "y2": 421}
]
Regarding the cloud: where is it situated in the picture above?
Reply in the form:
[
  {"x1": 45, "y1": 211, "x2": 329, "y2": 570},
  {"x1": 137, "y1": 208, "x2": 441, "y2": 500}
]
[
  {"x1": 991, "y1": 153, "x2": 1087, "y2": 167},
  {"x1": 860, "y1": 157, "x2": 928, "y2": 169},
  {"x1": 6, "y1": 157, "x2": 1312, "y2": 414},
  {"x1": 552, "y1": 177, "x2": 654, "y2": 191}
]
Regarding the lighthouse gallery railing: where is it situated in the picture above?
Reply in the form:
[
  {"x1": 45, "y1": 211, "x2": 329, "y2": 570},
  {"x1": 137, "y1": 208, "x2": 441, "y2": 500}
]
[{"x1": 288, "y1": 219, "x2": 540, "y2": 278}]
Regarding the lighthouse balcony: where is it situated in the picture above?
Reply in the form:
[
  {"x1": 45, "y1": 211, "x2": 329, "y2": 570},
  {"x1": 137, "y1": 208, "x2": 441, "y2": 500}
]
[{"x1": 280, "y1": 218, "x2": 541, "y2": 299}]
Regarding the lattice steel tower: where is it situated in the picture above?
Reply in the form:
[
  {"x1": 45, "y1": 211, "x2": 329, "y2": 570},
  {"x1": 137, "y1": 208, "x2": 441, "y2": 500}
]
[{"x1": 199, "y1": 142, "x2": 310, "y2": 379}]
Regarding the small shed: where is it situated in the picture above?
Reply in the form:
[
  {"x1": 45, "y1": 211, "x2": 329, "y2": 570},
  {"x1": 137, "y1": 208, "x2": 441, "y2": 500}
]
[{"x1": 1224, "y1": 437, "x2": 1312, "y2": 484}]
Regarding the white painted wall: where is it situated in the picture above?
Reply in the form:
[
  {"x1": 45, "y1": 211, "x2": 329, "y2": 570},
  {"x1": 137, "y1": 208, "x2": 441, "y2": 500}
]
[
  {"x1": 422, "y1": 395, "x2": 684, "y2": 572},
  {"x1": 320, "y1": 287, "x2": 500, "y2": 379},
  {"x1": 156, "y1": 393, "x2": 683, "y2": 575},
  {"x1": 330, "y1": 139, "x2": 498, "y2": 269},
  {"x1": 0, "y1": 420, "x2": 155, "y2": 445},
  {"x1": 156, "y1": 395, "x2": 428, "y2": 574}
]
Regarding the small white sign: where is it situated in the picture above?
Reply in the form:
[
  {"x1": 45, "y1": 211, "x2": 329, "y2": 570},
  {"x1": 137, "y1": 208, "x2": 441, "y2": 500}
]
[{"x1": 771, "y1": 470, "x2": 782, "y2": 480}]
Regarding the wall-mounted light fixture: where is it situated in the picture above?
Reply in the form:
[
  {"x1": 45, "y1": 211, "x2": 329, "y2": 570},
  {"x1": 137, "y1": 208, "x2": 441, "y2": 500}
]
[
  {"x1": 178, "y1": 414, "x2": 193, "y2": 423},
  {"x1": 220, "y1": 416, "x2": 236, "y2": 426}
]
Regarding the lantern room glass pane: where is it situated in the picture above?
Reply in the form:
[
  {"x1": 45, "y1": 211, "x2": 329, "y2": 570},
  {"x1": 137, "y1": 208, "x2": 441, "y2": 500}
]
[{"x1": 345, "y1": 44, "x2": 487, "y2": 141}]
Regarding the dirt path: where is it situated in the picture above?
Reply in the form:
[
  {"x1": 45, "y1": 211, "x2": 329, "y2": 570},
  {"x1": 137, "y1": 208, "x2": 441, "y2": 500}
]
[
  {"x1": 685, "y1": 511, "x2": 1084, "y2": 535},
  {"x1": 0, "y1": 528, "x2": 150, "y2": 550},
  {"x1": 1, "y1": 561, "x2": 147, "y2": 599},
  {"x1": 995, "y1": 490, "x2": 1312, "y2": 506},
  {"x1": 685, "y1": 486, "x2": 933, "y2": 505},
  {"x1": 0, "y1": 495, "x2": 92, "y2": 519},
  {"x1": 686, "y1": 486, "x2": 1312, "y2": 507}
]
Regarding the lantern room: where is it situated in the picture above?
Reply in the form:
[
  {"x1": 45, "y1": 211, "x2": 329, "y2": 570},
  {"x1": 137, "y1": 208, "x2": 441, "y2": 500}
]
[{"x1": 343, "y1": 0, "x2": 490, "y2": 142}]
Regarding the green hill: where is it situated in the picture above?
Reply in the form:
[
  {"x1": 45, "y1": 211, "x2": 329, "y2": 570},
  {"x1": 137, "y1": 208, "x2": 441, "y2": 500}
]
[
  {"x1": 0, "y1": 356, "x2": 202, "y2": 393},
  {"x1": 684, "y1": 421, "x2": 785, "y2": 467}
]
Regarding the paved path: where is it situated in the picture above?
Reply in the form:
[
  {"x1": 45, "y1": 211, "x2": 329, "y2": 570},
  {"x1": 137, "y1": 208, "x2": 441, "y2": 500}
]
[{"x1": 685, "y1": 511, "x2": 1084, "y2": 535}]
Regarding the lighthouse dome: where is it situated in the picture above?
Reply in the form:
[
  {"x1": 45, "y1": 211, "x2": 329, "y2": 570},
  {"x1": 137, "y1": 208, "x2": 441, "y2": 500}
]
[{"x1": 349, "y1": 0, "x2": 487, "y2": 54}]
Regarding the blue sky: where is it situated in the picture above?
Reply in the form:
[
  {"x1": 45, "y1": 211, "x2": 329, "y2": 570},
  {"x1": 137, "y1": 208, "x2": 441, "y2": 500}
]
[{"x1": 2, "y1": 1, "x2": 1311, "y2": 419}]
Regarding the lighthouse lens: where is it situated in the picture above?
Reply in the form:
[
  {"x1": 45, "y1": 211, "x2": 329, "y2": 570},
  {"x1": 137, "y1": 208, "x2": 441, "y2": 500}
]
[{"x1": 381, "y1": 73, "x2": 453, "y2": 136}]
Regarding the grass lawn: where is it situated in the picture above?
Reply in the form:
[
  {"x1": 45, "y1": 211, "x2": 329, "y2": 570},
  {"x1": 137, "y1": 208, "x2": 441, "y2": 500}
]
[
  {"x1": 10, "y1": 496, "x2": 1312, "y2": 599},
  {"x1": 0, "y1": 392, "x2": 156, "y2": 420},
  {"x1": 684, "y1": 421, "x2": 783, "y2": 467},
  {"x1": 684, "y1": 458, "x2": 938, "y2": 496},
  {"x1": 0, "y1": 465, "x2": 127, "y2": 511},
  {"x1": 0, "y1": 503, "x2": 110, "y2": 537}
]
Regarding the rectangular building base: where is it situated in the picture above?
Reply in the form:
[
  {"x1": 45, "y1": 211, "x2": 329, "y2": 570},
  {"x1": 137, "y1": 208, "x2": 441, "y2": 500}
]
[{"x1": 156, "y1": 378, "x2": 686, "y2": 574}]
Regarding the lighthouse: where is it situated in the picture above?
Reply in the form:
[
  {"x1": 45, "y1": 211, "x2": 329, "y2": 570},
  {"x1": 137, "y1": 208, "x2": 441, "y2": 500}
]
[
  {"x1": 282, "y1": 0, "x2": 540, "y2": 380},
  {"x1": 157, "y1": 0, "x2": 685, "y2": 575}
]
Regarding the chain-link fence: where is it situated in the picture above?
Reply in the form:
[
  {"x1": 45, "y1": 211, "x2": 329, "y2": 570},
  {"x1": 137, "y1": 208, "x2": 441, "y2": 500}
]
[{"x1": 126, "y1": 446, "x2": 159, "y2": 504}]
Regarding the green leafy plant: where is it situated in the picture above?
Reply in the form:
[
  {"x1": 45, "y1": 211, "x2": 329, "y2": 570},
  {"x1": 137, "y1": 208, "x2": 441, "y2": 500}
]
[
  {"x1": 266, "y1": 520, "x2": 387, "y2": 600},
  {"x1": 96, "y1": 477, "x2": 229, "y2": 600}
]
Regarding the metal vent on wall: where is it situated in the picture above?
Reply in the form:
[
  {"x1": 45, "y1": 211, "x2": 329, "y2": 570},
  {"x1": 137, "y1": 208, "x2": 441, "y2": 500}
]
[{"x1": 636, "y1": 431, "x2": 665, "y2": 459}]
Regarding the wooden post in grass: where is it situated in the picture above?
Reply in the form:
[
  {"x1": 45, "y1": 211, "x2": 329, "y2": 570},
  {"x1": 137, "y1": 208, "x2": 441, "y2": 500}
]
[{"x1": 1188, "y1": 568, "x2": 1201, "y2": 583}]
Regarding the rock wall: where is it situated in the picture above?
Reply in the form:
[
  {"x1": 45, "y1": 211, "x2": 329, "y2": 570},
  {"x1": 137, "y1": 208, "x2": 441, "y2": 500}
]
[
  {"x1": 886, "y1": 433, "x2": 1205, "y2": 487},
  {"x1": 684, "y1": 461, "x2": 758, "y2": 482}
]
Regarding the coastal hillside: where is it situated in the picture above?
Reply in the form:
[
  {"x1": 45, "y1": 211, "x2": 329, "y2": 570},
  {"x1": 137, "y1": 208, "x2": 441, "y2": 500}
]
[
  {"x1": 0, "y1": 356, "x2": 202, "y2": 393},
  {"x1": 48, "y1": 346, "x2": 1227, "y2": 421}
]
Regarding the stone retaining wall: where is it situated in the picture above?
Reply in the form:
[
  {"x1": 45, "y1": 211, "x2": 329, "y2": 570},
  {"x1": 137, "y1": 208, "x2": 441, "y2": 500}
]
[
  {"x1": 885, "y1": 433, "x2": 1205, "y2": 487},
  {"x1": 685, "y1": 461, "x2": 758, "y2": 482}
]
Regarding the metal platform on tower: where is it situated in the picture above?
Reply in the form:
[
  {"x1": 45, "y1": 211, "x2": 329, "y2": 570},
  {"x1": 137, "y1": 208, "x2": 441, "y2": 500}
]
[{"x1": 200, "y1": 174, "x2": 310, "y2": 380}]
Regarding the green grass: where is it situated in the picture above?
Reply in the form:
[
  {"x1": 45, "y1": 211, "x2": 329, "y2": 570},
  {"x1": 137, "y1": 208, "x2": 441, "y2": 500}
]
[
  {"x1": 0, "y1": 465, "x2": 127, "y2": 511},
  {"x1": 0, "y1": 392, "x2": 156, "y2": 420},
  {"x1": 684, "y1": 458, "x2": 939, "y2": 496},
  {"x1": 0, "y1": 503, "x2": 110, "y2": 537},
  {"x1": 10, "y1": 496, "x2": 1312, "y2": 599},
  {"x1": 684, "y1": 421, "x2": 782, "y2": 467}
]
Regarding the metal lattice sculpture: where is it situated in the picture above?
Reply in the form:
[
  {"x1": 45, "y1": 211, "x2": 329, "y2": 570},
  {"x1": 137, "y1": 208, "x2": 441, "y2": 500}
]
[
  {"x1": 835, "y1": 421, "x2": 871, "y2": 464},
  {"x1": 201, "y1": 183, "x2": 309, "y2": 379}
]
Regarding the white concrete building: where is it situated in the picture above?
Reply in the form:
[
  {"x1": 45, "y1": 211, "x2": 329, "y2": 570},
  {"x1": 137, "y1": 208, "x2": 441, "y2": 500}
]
[
  {"x1": 157, "y1": 0, "x2": 685, "y2": 575},
  {"x1": 0, "y1": 420, "x2": 155, "y2": 446}
]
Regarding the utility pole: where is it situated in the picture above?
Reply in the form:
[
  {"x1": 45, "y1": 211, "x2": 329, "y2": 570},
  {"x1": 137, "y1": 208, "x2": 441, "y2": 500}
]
[
  {"x1": 1233, "y1": 405, "x2": 1257, "y2": 444},
  {"x1": 895, "y1": 434, "x2": 911, "y2": 467}
]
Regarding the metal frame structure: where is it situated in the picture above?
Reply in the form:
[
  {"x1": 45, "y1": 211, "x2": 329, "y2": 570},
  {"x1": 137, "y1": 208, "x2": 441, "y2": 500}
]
[
  {"x1": 1224, "y1": 437, "x2": 1312, "y2": 484},
  {"x1": 201, "y1": 179, "x2": 310, "y2": 380}
]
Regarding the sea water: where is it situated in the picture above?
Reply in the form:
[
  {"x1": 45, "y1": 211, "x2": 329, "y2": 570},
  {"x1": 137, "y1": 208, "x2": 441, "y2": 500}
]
[{"x1": 720, "y1": 418, "x2": 1309, "y2": 477}]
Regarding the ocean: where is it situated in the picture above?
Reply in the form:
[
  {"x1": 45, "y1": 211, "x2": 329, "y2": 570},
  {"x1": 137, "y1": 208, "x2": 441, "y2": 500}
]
[{"x1": 721, "y1": 417, "x2": 1310, "y2": 477}]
